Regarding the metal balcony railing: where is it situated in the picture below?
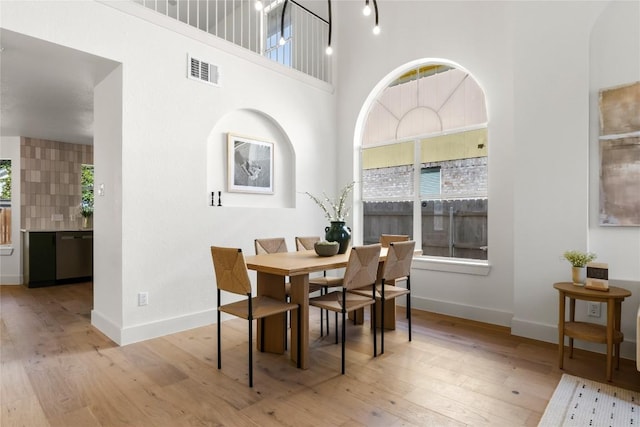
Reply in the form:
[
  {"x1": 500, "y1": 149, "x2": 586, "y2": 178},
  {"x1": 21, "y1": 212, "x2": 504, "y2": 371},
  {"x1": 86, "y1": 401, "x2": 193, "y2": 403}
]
[{"x1": 133, "y1": 0, "x2": 331, "y2": 83}]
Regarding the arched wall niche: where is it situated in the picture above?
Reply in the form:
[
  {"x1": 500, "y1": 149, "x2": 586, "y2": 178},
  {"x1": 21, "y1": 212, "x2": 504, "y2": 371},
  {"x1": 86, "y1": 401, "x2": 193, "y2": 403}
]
[{"x1": 207, "y1": 108, "x2": 296, "y2": 208}]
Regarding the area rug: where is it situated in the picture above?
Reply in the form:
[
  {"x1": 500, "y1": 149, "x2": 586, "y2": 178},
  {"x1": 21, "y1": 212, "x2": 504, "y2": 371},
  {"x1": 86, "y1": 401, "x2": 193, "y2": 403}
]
[{"x1": 538, "y1": 374, "x2": 638, "y2": 426}]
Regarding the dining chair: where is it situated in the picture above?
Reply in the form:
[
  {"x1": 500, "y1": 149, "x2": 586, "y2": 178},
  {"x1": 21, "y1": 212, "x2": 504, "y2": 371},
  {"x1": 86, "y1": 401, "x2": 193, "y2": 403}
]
[
  {"x1": 210, "y1": 246, "x2": 300, "y2": 387},
  {"x1": 379, "y1": 234, "x2": 409, "y2": 248},
  {"x1": 379, "y1": 233, "x2": 411, "y2": 318},
  {"x1": 350, "y1": 240, "x2": 415, "y2": 354},
  {"x1": 309, "y1": 243, "x2": 381, "y2": 374},
  {"x1": 295, "y1": 236, "x2": 343, "y2": 336}
]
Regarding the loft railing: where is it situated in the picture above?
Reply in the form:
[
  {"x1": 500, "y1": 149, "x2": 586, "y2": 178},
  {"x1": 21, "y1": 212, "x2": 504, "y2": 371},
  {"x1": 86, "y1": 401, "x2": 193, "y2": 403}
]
[{"x1": 133, "y1": 0, "x2": 331, "y2": 83}]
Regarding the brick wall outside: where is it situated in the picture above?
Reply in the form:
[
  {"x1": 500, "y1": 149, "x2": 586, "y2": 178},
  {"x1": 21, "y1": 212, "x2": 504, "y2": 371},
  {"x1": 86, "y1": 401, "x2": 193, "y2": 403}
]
[{"x1": 363, "y1": 157, "x2": 487, "y2": 199}]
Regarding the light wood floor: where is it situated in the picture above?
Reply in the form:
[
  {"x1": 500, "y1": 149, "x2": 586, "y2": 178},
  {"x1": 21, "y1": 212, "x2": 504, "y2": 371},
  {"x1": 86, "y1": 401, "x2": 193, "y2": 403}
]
[{"x1": 2, "y1": 283, "x2": 639, "y2": 427}]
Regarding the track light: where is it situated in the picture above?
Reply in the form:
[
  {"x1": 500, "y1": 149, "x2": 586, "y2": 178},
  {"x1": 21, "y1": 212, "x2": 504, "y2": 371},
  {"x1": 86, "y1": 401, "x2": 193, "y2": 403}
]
[
  {"x1": 372, "y1": 0, "x2": 380, "y2": 35},
  {"x1": 363, "y1": 0, "x2": 371, "y2": 16},
  {"x1": 277, "y1": 0, "x2": 379, "y2": 56},
  {"x1": 254, "y1": 0, "x2": 263, "y2": 11}
]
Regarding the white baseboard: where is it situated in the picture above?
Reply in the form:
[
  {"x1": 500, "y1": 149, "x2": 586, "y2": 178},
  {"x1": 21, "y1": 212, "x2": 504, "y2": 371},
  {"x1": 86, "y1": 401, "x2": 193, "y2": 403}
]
[
  {"x1": 91, "y1": 308, "x2": 217, "y2": 346},
  {"x1": 409, "y1": 298, "x2": 637, "y2": 362},
  {"x1": 409, "y1": 295, "x2": 513, "y2": 328},
  {"x1": 0, "y1": 275, "x2": 22, "y2": 285},
  {"x1": 91, "y1": 309, "x2": 123, "y2": 345},
  {"x1": 119, "y1": 308, "x2": 217, "y2": 346}
]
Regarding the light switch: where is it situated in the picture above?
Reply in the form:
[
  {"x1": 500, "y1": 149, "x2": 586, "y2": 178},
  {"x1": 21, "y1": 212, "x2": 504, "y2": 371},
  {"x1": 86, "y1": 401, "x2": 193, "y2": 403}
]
[{"x1": 98, "y1": 183, "x2": 105, "y2": 196}]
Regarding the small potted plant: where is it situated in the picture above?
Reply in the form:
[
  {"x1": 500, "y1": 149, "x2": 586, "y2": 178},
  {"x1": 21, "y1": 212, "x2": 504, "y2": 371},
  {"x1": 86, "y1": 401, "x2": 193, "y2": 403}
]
[{"x1": 563, "y1": 250, "x2": 597, "y2": 285}]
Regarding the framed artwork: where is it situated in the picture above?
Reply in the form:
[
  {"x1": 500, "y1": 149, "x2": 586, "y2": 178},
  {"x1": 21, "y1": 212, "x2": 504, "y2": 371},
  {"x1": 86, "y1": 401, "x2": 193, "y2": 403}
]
[
  {"x1": 598, "y1": 81, "x2": 640, "y2": 226},
  {"x1": 227, "y1": 133, "x2": 274, "y2": 194}
]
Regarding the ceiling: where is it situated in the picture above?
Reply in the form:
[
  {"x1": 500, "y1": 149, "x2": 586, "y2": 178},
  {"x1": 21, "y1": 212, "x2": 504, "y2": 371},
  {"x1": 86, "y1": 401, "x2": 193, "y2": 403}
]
[
  {"x1": 0, "y1": 1, "x2": 327, "y2": 146},
  {"x1": 0, "y1": 28, "x2": 119, "y2": 145}
]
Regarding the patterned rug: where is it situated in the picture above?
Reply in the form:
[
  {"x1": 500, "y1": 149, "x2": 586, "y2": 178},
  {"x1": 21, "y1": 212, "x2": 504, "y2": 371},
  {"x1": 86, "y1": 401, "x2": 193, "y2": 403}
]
[{"x1": 539, "y1": 374, "x2": 639, "y2": 426}]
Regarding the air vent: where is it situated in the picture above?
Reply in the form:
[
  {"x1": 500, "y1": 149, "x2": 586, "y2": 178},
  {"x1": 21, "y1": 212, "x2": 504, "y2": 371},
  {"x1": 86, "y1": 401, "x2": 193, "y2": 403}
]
[{"x1": 188, "y1": 55, "x2": 219, "y2": 86}]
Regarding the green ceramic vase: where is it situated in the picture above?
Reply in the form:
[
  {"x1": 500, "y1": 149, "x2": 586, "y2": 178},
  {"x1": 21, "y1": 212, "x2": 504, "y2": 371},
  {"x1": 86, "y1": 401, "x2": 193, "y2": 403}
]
[{"x1": 325, "y1": 221, "x2": 351, "y2": 254}]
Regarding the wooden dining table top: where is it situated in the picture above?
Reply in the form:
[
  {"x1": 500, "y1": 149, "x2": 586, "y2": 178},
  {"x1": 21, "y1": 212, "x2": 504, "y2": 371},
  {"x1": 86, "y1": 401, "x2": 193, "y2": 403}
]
[{"x1": 244, "y1": 247, "x2": 388, "y2": 277}]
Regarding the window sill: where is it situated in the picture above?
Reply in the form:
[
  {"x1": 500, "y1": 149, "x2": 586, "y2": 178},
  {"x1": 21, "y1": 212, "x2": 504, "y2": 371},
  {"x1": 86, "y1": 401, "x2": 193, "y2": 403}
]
[
  {"x1": 0, "y1": 246, "x2": 15, "y2": 256},
  {"x1": 412, "y1": 256, "x2": 491, "y2": 276}
]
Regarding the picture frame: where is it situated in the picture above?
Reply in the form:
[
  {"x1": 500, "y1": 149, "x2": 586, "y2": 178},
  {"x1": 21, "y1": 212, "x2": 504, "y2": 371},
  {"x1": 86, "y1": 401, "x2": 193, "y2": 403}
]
[{"x1": 227, "y1": 133, "x2": 274, "y2": 194}]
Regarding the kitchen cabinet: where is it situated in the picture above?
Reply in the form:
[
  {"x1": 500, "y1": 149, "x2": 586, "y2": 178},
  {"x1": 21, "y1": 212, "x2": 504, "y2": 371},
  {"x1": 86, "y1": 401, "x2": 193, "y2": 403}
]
[{"x1": 22, "y1": 230, "x2": 93, "y2": 288}]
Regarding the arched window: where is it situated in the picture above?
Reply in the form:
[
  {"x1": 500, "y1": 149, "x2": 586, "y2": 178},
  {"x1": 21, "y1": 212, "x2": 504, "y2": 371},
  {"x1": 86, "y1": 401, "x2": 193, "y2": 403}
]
[{"x1": 361, "y1": 63, "x2": 488, "y2": 260}]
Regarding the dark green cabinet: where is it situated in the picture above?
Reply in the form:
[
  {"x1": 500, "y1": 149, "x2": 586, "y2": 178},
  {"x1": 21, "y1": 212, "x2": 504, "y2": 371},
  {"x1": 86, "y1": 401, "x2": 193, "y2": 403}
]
[
  {"x1": 22, "y1": 230, "x2": 93, "y2": 288},
  {"x1": 23, "y1": 231, "x2": 56, "y2": 287}
]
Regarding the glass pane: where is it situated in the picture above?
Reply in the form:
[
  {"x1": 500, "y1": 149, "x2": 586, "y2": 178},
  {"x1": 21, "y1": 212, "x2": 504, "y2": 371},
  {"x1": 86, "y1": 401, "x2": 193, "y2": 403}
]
[
  {"x1": 421, "y1": 198, "x2": 487, "y2": 260},
  {"x1": 81, "y1": 164, "x2": 94, "y2": 218},
  {"x1": 362, "y1": 142, "x2": 414, "y2": 200},
  {"x1": 0, "y1": 159, "x2": 11, "y2": 245},
  {"x1": 363, "y1": 201, "x2": 413, "y2": 245}
]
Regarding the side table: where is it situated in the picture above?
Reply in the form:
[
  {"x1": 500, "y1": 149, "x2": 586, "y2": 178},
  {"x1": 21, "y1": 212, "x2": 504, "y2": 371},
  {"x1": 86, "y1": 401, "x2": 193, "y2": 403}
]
[{"x1": 554, "y1": 282, "x2": 632, "y2": 381}]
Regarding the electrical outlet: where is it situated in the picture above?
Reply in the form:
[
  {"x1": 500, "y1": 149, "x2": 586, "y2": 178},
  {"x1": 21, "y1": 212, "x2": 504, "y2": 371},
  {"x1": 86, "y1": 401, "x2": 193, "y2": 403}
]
[
  {"x1": 587, "y1": 302, "x2": 601, "y2": 317},
  {"x1": 138, "y1": 292, "x2": 149, "y2": 306}
]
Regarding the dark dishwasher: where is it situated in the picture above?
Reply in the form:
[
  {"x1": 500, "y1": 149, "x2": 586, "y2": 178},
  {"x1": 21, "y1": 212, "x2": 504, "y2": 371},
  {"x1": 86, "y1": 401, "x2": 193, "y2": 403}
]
[{"x1": 56, "y1": 231, "x2": 93, "y2": 281}]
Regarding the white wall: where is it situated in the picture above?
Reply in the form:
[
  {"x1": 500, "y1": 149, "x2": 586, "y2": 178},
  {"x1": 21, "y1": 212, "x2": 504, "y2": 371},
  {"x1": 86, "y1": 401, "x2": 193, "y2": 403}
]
[
  {"x1": 0, "y1": 136, "x2": 21, "y2": 284},
  {"x1": 1, "y1": 0, "x2": 337, "y2": 344},
  {"x1": 588, "y1": 0, "x2": 640, "y2": 342},
  {"x1": 2, "y1": 1, "x2": 637, "y2": 360},
  {"x1": 334, "y1": 0, "x2": 638, "y2": 359}
]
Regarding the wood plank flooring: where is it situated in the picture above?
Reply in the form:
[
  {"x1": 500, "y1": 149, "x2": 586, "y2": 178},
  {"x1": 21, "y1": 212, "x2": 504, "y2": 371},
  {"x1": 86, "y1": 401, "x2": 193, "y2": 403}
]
[{"x1": 2, "y1": 282, "x2": 639, "y2": 426}]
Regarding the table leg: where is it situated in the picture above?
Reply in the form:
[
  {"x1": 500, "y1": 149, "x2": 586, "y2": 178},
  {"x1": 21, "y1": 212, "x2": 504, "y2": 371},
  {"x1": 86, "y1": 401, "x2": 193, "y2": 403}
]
[
  {"x1": 290, "y1": 274, "x2": 310, "y2": 369},
  {"x1": 256, "y1": 272, "x2": 286, "y2": 354},
  {"x1": 558, "y1": 291, "x2": 565, "y2": 369},
  {"x1": 372, "y1": 299, "x2": 396, "y2": 330},
  {"x1": 606, "y1": 298, "x2": 614, "y2": 381},
  {"x1": 349, "y1": 308, "x2": 364, "y2": 324},
  {"x1": 568, "y1": 297, "x2": 575, "y2": 358},
  {"x1": 614, "y1": 300, "x2": 622, "y2": 369}
]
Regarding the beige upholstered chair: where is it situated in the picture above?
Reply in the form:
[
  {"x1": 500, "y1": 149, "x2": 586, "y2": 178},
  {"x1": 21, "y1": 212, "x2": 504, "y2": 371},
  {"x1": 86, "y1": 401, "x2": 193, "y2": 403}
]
[
  {"x1": 254, "y1": 237, "x2": 288, "y2": 255},
  {"x1": 309, "y1": 244, "x2": 382, "y2": 374},
  {"x1": 379, "y1": 234, "x2": 409, "y2": 248},
  {"x1": 294, "y1": 236, "x2": 319, "y2": 251},
  {"x1": 210, "y1": 246, "x2": 299, "y2": 387},
  {"x1": 350, "y1": 240, "x2": 415, "y2": 354},
  {"x1": 295, "y1": 236, "x2": 344, "y2": 336}
]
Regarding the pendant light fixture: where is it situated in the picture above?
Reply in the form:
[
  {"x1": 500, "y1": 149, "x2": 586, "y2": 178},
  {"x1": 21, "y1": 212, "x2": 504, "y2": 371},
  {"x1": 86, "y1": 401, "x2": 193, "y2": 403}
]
[{"x1": 270, "y1": 0, "x2": 380, "y2": 55}]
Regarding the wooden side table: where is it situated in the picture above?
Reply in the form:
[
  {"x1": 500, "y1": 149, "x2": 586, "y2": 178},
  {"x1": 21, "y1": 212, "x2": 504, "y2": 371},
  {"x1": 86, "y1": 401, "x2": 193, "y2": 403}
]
[{"x1": 554, "y1": 282, "x2": 632, "y2": 381}]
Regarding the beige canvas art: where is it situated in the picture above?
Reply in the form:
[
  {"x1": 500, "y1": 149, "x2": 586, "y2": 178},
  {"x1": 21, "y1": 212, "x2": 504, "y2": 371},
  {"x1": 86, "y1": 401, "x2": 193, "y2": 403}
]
[{"x1": 598, "y1": 82, "x2": 640, "y2": 226}]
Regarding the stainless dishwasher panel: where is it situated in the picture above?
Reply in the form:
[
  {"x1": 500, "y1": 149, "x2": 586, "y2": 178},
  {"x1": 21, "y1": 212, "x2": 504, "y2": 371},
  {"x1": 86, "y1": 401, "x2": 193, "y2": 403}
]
[{"x1": 56, "y1": 231, "x2": 93, "y2": 280}]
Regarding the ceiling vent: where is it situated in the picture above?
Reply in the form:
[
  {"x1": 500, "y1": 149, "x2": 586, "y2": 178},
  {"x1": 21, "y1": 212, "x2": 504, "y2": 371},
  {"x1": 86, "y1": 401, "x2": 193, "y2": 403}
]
[{"x1": 188, "y1": 55, "x2": 219, "y2": 86}]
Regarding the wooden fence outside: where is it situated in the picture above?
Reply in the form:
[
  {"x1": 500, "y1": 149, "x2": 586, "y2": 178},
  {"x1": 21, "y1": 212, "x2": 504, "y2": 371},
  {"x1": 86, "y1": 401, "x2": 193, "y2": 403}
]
[
  {"x1": 0, "y1": 207, "x2": 11, "y2": 245},
  {"x1": 363, "y1": 199, "x2": 488, "y2": 260}
]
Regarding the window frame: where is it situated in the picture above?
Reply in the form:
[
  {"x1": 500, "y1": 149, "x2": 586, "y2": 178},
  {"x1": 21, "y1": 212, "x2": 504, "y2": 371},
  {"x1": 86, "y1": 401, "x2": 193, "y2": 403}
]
[{"x1": 359, "y1": 64, "x2": 490, "y2": 273}]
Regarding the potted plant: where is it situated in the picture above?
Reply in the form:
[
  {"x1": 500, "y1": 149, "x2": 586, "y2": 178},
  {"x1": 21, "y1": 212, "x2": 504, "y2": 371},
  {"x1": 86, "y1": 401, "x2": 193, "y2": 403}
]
[
  {"x1": 563, "y1": 250, "x2": 597, "y2": 285},
  {"x1": 305, "y1": 182, "x2": 355, "y2": 254}
]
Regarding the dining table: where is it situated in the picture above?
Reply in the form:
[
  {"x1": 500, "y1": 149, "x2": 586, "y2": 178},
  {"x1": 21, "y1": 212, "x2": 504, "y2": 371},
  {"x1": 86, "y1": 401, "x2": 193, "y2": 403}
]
[{"x1": 244, "y1": 247, "x2": 388, "y2": 369}]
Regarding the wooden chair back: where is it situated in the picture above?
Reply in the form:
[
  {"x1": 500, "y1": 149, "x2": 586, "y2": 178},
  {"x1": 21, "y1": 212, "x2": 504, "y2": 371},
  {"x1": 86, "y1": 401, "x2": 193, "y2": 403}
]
[
  {"x1": 210, "y1": 246, "x2": 252, "y2": 296},
  {"x1": 382, "y1": 240, "x2": 416, "y2": 282},
  {"x1": 342, "y1": 244, "x2": 382, "y2": 291},
  {"x1": 254, "y1": 237, "x2": 288, "y2": 254},
  {"x1": 295, "y1": 236, "x2": 320, "y2": 251},
  {"x1": 379, "y1": 234, "x2": 409, "y2": 248}
]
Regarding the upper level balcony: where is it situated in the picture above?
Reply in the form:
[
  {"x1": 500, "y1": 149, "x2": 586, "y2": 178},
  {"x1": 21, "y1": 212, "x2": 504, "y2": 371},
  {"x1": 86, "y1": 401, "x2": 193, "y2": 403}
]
[{"x1": 133, "y1": 0, "x2": 331, "y2": 83}]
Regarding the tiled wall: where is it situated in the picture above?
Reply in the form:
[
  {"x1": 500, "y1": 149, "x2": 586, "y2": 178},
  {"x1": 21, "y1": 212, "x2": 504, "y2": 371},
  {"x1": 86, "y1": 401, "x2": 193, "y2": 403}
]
[{"x1": 21, "y1": 137, "x2": 93, "y2": 230}]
